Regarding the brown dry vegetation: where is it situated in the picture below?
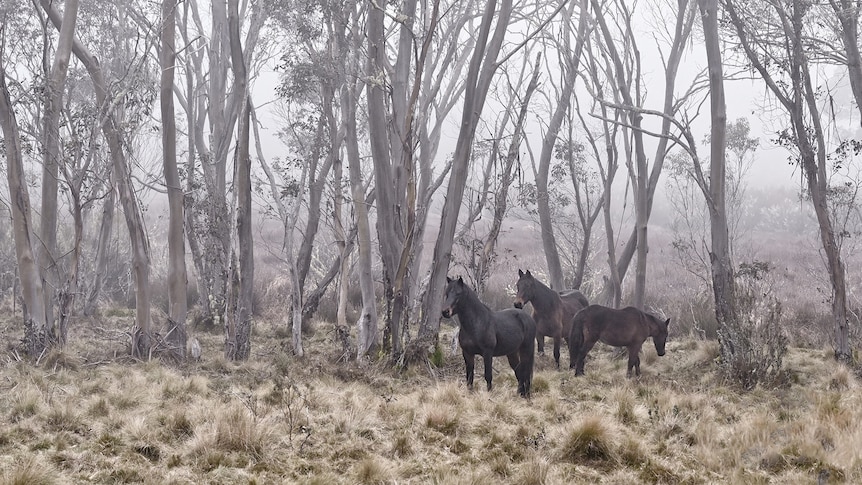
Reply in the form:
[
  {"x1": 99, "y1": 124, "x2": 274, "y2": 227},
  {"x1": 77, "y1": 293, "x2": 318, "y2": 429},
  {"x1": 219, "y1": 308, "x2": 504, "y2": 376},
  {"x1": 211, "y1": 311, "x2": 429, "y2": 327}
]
[{"x1": 0, "y1": 309, "x2": 860, "y2": 485}]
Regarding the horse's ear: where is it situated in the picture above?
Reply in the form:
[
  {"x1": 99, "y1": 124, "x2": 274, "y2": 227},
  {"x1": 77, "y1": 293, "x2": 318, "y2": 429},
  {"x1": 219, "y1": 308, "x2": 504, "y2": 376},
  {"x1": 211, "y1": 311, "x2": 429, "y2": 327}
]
[
  {"x1": 526, "y1": 270, "x2": 532, "y2": 277},
  {"x1": 457, "y1": 276, "x2": 464, "y2": 284},
  {"x1": 665, "y1": 318, "x2": 671, "y2": 327},
  {"x1": 518, "y1": 269, "x2": 524, "y2": 277},
  {"x1": 447, "y1": 276, "x2": 452, "y2": 283}
]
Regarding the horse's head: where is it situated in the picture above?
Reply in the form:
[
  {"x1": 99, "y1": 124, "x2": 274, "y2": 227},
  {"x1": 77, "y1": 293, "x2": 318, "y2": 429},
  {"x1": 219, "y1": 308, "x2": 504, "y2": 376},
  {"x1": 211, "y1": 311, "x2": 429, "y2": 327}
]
[
  {"x1": 442, "y1": 276, "x2": 465, "y2": 319},
  {"x1": 650, "y1": 316, "x2": 670, "y2": 356},
  {"x1": 513, "y1": 269, "x2": 534, "y2": 309}
]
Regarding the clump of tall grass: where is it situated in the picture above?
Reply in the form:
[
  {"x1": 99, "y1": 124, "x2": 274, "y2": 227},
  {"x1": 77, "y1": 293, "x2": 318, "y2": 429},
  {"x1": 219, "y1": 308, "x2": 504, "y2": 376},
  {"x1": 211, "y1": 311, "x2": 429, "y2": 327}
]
[
  {"x1": 558, "y1": 415, "x2": 617, "y2": 467},
  {"x1": 0, "y1": 456, "x2": 57, "y2": 485}
]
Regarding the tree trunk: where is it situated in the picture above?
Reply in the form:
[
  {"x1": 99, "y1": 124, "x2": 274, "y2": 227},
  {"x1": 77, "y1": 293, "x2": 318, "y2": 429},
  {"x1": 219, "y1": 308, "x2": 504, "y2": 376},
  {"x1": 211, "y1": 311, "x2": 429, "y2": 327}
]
[
  {"x1": 226, "y1": 0, "x2": 253, "y2": 361},
  {"x1": 830, "y1": 0, "x2": 862, "y2": 127},
  {"x1": 366, "y1": 0, "x2": 403, "y2": 355},
  {"x1": 534, "y1": 0, "x2": 587, "y2": 290},
  {"x1": 725, "y1": 0, "x2": 851, "y2": 360},
  {"x1": 84, "y1": 182, "x2": 115, "y2": 316},
  {"x1": 160, "y1": 0, "x2": 188, "y2": 360},
  {"x1": 0, "y1": 61, "x2": 49, "y2": 358},
  {"x1": 37, "y1": 0, "x2": 80, "y2": 341},
  {"x1": 340, "y1": 0, "x2": 379, "y2": 357},
  {"x1": 698, "y1": 0, "x2": 737, "y2": 342},
  {"x1": 591, "y1": 0, "x2": 693, "y2": 307}
]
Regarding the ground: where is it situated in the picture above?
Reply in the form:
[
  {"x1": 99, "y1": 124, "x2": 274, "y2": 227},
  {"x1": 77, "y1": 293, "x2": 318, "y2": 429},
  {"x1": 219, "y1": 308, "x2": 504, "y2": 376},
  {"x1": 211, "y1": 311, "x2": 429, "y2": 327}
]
[{"x1": 0, "y1": 310, "x2": 859, "y2": 484}]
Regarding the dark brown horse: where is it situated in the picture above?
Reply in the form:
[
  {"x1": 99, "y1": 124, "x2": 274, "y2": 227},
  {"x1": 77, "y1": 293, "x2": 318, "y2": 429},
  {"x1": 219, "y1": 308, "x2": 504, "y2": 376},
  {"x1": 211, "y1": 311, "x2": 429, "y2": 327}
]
[
  {"x1": 442, "y1": 277, "x2": 536, "y2": 397},
  {"x1": 569, "y1": 305, "x2": 670, "y2": 377},
  {"x1": 513, "y1": 269, "x2": 589, "y2": 368}
]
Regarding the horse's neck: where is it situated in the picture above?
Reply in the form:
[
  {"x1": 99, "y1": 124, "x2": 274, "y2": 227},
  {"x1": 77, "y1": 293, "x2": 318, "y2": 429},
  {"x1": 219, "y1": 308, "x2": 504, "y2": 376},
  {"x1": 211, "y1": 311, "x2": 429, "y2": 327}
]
[
  {"x1": 645, "y1": 317, "x2": 659, "y2": 335},
  {"x1": 531, "y1": 282, "x2": 560, "y2": 311},
  {"x1": 457, "y1": 294, "x2": 491, "y2": 334}
]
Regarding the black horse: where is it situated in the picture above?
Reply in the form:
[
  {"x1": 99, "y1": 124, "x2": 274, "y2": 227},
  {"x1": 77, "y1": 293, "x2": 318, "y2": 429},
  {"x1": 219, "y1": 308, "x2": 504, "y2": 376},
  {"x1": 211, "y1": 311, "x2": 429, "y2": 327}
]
[
  {"x1": 442, "y1": 277, "x2": 536, "y2": 397},
  {"x1": 569, "y1": 305, "x2": 670, "y2": 377}
]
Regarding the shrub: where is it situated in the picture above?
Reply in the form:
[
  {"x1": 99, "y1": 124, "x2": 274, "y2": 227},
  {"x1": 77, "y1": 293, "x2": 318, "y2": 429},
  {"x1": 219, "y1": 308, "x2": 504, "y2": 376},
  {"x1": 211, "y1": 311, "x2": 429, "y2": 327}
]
[{"x1": 717, "y1": 262, "x2": 788, "y2": 390}]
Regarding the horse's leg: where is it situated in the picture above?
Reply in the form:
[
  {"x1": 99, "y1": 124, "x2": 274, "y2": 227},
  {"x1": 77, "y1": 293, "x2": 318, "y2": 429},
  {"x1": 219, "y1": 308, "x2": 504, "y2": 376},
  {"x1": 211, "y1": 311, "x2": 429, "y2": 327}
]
[
  {"x1": 627, "y1": 344, "x2": 642, "y2": 377},
  {"x1": 506, "y1": 353, "x2": 525, "y2": 397},
  {"x1": 553, "y1": 335, "x2": 561, "y2": 370},
  {"x1": 464, "y1": 351, "x2": 475, "y2": 390},
  {"x1": 536, "y1": 333, "x2": 545, "y2": 356},
  {"x1": 575, "y1": 339, "x2": 597, "y2": 376},
  {"x1": 483, "y1": 350, "x2": 494, "y2": 391}
]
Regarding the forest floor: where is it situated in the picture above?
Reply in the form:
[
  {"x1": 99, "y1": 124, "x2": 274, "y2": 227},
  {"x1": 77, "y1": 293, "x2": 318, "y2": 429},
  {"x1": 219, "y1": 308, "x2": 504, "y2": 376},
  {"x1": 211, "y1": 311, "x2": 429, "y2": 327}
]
[{"x1": 0, "y1": 309, "x2": 860, "y2": 484}]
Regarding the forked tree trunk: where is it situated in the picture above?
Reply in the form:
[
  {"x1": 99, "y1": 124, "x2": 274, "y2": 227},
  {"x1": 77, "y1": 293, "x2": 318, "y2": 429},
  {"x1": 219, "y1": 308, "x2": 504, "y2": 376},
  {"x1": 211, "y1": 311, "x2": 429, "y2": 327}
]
[
  {"x1": 366, "y1": 0, "x2": 405, "y2": 355},
  {"x1": 534, "y1": 0, "x2": 587, "y2": 290},
  {"x1": 591, "y1": 0, "x2": 693, "y2": 307}
]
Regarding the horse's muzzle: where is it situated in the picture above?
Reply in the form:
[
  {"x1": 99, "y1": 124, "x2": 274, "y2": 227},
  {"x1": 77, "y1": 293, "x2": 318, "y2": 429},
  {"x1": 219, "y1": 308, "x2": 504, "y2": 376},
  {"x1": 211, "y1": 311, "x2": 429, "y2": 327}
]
[
  {"x1": 442, "y1": 309, "x2": 452, "y2": 319},
  {"x1": 513, "y1": 301, "x2": 523, "y2": 309}
]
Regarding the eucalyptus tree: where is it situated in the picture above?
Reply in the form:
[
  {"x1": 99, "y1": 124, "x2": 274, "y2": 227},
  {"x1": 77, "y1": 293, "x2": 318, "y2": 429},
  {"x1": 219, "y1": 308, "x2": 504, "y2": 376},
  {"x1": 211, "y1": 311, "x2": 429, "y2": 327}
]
[
  {"x1": 268, "y1": 0, "x2": 341, "y2": 355},
  {"x1": 42, "y1": 0, "x2": 155, "y2": 357},
  {"x1": 575, "y1": 29, "x2": 625, "y2": 307},
  {"x1": 337, "y1": 0, "x2": 379, "y2": 357},
  {"x1": 412, "y1": 0, "x2": 516, "y2": 361},
  {"x1": 454, "y1": 51, "x2": 542, "y2": 294},
  {"x1": 588, "y1": 0, "x2": 696, "y2": 308},
  {"x1": 224, "y1": 0, "x2": 254, "y2": 360},
  {"x1": 34, "y1": 0, "x2": 79, "y2": 348},
  {"x1": 0, "y1": 11, "x2": 48, "y2": 356},
  {"x1": 531, "y1": 0, "x2": 589, "y2": 291},
  {"x1": 159, "y1": 0, "x2": 188, "y2": 360},
  {"x1": 828, "y1": 0, "x2": 862, "y2": 126},
  {"x1": 177, "y1": 0, "x2": 265, "y2": 334},
  {"x1": 724, "y1": 0, "x2": 852, "y2": 360},
  {"x1": 366, "y1": 0, "x2": 478, "y2": 356}
]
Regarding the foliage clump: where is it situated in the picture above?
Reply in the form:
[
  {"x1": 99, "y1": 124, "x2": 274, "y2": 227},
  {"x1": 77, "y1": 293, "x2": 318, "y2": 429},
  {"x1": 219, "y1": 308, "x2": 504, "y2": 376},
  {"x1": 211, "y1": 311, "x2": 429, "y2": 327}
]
[{"x1": 717, "y1": 261, "x2": 788, "y2": 390}]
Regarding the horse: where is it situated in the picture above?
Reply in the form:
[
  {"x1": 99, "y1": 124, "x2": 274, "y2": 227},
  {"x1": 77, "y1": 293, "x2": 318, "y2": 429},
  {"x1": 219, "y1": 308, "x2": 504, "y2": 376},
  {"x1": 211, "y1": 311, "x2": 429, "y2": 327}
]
[
  {"x1": 442, "y1": 276, "x2": 536, "y2": 397},
  {"x1": 513, "y1": 269, "x2": 589, "y2": 369},
  {"x1": 569, "y1": 304, "x2": 670, "y2": 377}
]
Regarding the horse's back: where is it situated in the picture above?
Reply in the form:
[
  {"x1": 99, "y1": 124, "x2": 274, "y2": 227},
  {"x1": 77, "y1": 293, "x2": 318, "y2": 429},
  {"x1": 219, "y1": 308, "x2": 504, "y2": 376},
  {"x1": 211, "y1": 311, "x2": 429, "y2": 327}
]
[
  {"x1": 560, "y1": 290, "x2": 589, "y2": 310},
  {"x1": 496, "y1": 308, "x2": 535, "y2": 333},
  {"x1": 577, "y1": 305, "x2": 648, "y2": 345}
]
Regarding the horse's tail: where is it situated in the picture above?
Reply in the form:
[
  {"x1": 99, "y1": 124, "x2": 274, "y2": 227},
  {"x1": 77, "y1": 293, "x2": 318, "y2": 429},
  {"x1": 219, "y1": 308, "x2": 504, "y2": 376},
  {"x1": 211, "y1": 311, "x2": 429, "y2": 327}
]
[
  {"x1": 521, "y1": 312, "x2": 537, "y2": 356},
  {"x1": 569, "y1": 308, "x2": 587, "y2": 369}
]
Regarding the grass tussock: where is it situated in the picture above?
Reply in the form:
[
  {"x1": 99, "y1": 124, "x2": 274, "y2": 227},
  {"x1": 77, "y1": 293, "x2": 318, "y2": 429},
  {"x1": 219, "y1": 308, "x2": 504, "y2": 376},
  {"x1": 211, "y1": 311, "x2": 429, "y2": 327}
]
[
  {"x1": 559, "y1": 415, "x2": 617, "y2": 466},
  {"x1": 1, "y1": 314, "x2": 862, "y2": 483},
  {"x1": 0, "y1": 456, "x2": 57, "y2": 485}
]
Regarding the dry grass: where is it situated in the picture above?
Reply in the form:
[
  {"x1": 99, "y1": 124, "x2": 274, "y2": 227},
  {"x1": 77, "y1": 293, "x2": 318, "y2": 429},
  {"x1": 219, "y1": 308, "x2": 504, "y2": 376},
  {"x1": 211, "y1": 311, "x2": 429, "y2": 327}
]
[{"x1": 0, "y1": 313, "x2": 861, "y2": 484}]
